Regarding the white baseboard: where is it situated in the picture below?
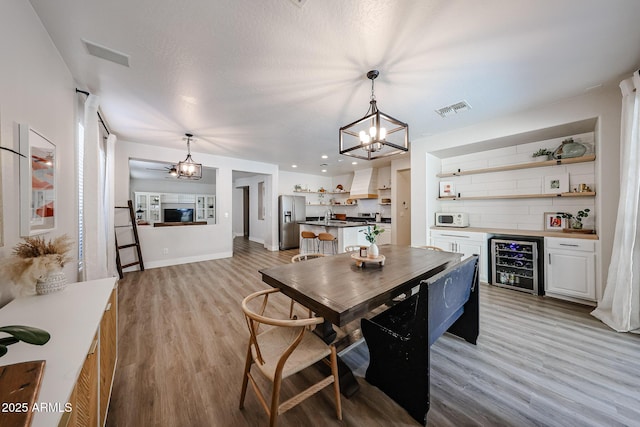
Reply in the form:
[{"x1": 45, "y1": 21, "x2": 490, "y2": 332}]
[{"x1": 126, "y1": 251, "x2": 234, "y2": 270}]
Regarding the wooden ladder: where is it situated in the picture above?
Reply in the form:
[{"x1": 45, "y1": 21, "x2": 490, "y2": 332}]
[{"x1": 115, "y1": 200, "x2": 145, "y2": 279}]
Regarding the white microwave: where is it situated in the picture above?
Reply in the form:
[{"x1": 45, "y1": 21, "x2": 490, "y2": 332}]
[{"x1": 435, "y1": 212, "x2": 469, "y2": 227}]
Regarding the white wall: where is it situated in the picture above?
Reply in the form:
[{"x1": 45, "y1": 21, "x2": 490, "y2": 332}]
[
  {"x1": 130, "y1": 176, "x2": 216, "y2": 197},
  {"x1": 232, "y1": 187, "x2": 244, "y2": 237},
  {"x1": 0, "y1": 2, "x2": 77, "y2": 285},
  {"x1": 411, "y1": 86, "x2": 621, "y2": 299},
  {"x1": 114, "y1": 140, "x2": 279, "y2": 268}
]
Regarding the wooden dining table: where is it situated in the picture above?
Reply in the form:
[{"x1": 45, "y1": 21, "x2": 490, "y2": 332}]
[{"x1": 259, "y1": 245, "x2": 462, "y2": 396}]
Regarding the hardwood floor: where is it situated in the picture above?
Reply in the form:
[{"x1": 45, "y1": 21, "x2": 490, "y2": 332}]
[{"x1": 107, "y1": 238, "x2": 640, "y2": 426}]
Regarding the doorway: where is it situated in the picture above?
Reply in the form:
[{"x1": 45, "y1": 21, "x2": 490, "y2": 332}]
[
  {"x1": 395, "y1": 168, "x2": 411, "y2": 245},
  {"x1": 243, "y1": 186, "x2": 249, "y2": 237}
]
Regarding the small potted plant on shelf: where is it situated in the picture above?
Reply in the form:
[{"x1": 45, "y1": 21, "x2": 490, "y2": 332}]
[
  {"x1": 557, "y1": 209, "x2": 591, "y2": 232},
  {"x1": 532, "y1": 148, "x2": 553, "y2": 161},
  {"x1": 360, "y1": 225, "x2": 385, "y2": 258}
]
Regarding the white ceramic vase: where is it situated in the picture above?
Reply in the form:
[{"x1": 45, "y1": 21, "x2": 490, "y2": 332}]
[
  {"x1": 368, "y1": 243, "x2": 379, "y2": 259},
  {"x1": 36, "y1": 271, "x2": 67, "y2": 295}
]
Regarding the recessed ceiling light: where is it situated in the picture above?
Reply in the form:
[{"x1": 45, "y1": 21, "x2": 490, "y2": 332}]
[
  {"x1": 352, "y1": 161, "x2": 358, "y2": 165},
  {"x1": 337, "y1": 159, "x2": 344, "y2": 162},
  {"x1": 292, "y1": 164, "x2": 297, "y2": 168},
  {"x1": 321, "y1": 169, "x2": 327, "y2": 173},
  {"x1": 321, "y1": 155, "x2": 328, "y2": 159}
]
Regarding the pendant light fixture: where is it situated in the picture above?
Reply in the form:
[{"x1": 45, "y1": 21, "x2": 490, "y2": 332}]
[
  {"x1": 339, "y1": 70, "x2": 409, "y2": 160},
  {"x1": 176, "y1": 133, "x2": 202, "y2": 180}
]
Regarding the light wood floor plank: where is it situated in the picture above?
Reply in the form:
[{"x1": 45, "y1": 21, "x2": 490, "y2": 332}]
[{"x1": 106, "y1": 238, "x2": 640, "y2": 426}]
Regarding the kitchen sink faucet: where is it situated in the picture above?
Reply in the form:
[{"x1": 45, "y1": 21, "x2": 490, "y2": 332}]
[{"x1": 324, "y1": 208, "x2": 333, "y2": 224}]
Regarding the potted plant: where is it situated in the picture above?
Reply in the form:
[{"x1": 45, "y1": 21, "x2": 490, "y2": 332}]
[
  {"x1": 557, "y1": 209, "x2": 591, "y2": 231},
  {"x1": 360, "y1": 225, "x2": 385, "y2": 258},
  {"x1": 12, "y1": 234, "x2": 72, "y2": 295},
  {"x1": 532, "y1": 148, "x2": 553, "y2": 161}
]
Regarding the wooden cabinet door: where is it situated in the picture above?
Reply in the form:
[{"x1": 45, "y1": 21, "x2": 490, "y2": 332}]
[
  {"x1": 99, "y1": 287, "x2": 118, "y2": 426},
  {"x1": 67, "y1": 334, "x2": 99, "y2": 427}
]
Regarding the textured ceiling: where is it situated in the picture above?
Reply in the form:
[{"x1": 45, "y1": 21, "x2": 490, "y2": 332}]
[{"x1": 29, "y1": 0, "x2": 640, "y2": 175}]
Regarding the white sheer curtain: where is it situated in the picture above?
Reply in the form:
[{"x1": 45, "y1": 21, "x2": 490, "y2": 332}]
[
  {"x1": 81, "y1": 94, "x2": 117, "y2": 281},
  {"x1": 592, "y1": 71, "x2": 640, "y2": 333}
]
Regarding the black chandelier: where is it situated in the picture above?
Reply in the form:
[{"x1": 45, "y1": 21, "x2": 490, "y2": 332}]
[
  {"x1": 339, "y1": 70, "x2": 409, "y2": 160},
  {"x1": 176, "y1": 133, "x2": 202, "y2": 180}
]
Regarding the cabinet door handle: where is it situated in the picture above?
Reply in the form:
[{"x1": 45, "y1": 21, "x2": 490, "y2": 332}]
[
  {"x1": 548, "y1": 253, "x2": 551, "y2": 264},
  {"x1": 442, "y1": 234, "x2": 469, "y2": 238},
  {"x1": 559, "y1": 243, "x2": 580, "y2": 247}
]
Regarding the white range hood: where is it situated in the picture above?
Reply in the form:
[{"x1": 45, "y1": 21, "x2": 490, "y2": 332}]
[{"x1": 350, "y1": 168, "x2": 378, "y2": 199}]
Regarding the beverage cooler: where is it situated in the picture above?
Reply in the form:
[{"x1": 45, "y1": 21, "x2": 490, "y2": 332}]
[{"x1": 489, "y1": 235, "x2": 544, "y2": 295}]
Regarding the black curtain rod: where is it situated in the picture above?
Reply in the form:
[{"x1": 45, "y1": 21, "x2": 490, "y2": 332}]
[{"x1": 76, "y1": 88, "x2": 110, "y2": 135}]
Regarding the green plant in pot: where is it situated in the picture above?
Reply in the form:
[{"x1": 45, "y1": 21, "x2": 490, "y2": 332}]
[
  {"x1": 557, "y1": 209, "x2": 590, "y2": 230},
  {"x1": 361, "y1": 225, "x2": 385, "y2": 258},
  {"x1": 532, "y1": 148, "x2": 553, "y2": 161}
]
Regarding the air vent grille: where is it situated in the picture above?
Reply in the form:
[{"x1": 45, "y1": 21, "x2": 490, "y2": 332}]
[
  {"x1": 435, "y1": 100, "x2": 472, "y2": 118},
  {"x1": 83, "y1": 40, "x2": 130, "y2": 67}
]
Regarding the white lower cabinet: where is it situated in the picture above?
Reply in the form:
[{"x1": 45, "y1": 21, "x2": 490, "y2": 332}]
[
  {"x1": 376, "y1": 223, "x2": 392, "y2": 245},
  {"x1": 431, "y1": 229, "x2": 488, "y2": 282},
  {"x1": 545, "y1": 237, "x2": 596, "y2": 302}
]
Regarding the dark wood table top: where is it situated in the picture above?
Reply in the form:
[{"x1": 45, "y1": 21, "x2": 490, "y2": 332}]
[{"x1": 259, "y1": 245, "x2": 461, "y2": 326}]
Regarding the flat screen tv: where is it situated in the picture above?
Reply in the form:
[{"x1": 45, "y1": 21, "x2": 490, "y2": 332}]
[{"x1": 164, "y1": 208, "x2": 194, "y2": 223}]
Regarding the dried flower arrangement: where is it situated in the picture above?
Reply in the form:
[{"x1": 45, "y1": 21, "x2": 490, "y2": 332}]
[
  {"x1": 0, "y1": 235, "x2": 73, "y2": 307},
  {"x1": 13, "y1": 234, "x2": 72, "y2": 267}
]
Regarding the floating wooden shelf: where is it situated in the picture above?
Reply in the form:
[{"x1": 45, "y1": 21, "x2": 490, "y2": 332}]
[
  {"x1": 438, "y1": 192, "x2": 596, "y2": 201},
  {"x1": 294, "y1": 190, "x2": 349, "y2": 195},
  {"x1": 308, "y1": 203, "x2": 358, "y2": 207},
  {"x1": 436, "y1": 154, "x2": 596, "y2": 178}
]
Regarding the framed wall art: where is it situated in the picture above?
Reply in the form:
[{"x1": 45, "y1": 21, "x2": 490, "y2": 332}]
[
  {"x1": 544, "y1": 212, "x2": 566, "y2": 231},
  {"x1": 543, "y1": 173, "x2": 569, "y2": 194},
  {"x1": 439, "y1": 181, "x2": 455, "y2": 197},
  {"x1": 19, "y1": 124, "x2": 56, "y2": 236}
]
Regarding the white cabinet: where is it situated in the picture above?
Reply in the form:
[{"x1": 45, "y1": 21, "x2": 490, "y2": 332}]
[
  {"x1": 134, "y1": 192, "x2": 161, "y2": 223},
  {"x1": 196, "y1": 195, "x2": 216, "y2": 223},
  {"x1": 431, "y1": 229, "x2": 488, "y2": 282},
  {"x1": 376, "y1": 223, "x2": 392, "y2": 245},
  {"x1": 545, "y1": 237, "x2": 596, "y2": 302}
]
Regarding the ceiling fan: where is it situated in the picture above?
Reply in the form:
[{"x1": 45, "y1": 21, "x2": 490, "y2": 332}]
[{"x1": 145, "y1": 164, "x2": 179, "y2": 177}]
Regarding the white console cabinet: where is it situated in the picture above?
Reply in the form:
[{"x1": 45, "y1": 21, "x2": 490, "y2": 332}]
[
  {"x1": 0, "y1": 278, "x2": 118, "y2": 427},
  {"x1": 545, "y1": 237, "x2": 596, "y2": 302},
  {"x1": 431, "y1": 229, "x2": 488, "y2": 282}
]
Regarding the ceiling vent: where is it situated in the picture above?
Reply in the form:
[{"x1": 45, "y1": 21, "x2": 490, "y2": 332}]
[
  {"x1": 82, "y1": 39, "x2": 130, "y2": 67},
  {"x1": 289, "y1": 0, "x2": 308, "y2": 7},
  {"x1": 435, "y1": 100, "x2": 472, "y2": 118}
]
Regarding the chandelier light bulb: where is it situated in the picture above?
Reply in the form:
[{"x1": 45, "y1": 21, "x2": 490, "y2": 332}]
[
  {"x1": 369, "y1": 126, "x2": 377, "y2": 138},
  {"x1": 379, "y1": 127, "x2": 387, "y2": 140}
]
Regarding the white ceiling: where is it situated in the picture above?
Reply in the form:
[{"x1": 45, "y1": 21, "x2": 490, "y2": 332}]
[{"x1": 29, "y1": 0, "x2": 640, "y2": 175}]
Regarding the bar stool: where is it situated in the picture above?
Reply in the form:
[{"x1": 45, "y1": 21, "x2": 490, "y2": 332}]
[
  {"x1": 318, "y1": 232, "x2": 338, "y2": 255},
  {"x1": 301, "y1": 231, "x2": 318, "y2": 253}
]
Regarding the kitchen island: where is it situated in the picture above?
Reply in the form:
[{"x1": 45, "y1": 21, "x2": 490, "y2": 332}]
[{"x1": 299, "y1": 221, "x2": 371, "y2": 254}]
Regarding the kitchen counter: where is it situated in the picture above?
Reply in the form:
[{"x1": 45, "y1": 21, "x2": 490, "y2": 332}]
[
  {"x1": 299, "y1": 220, "x2": 370, "y2": 227},
  {"x1": 431, "y1": 226, "x2": 598, "y2": 240},
  {"x1": 299, "y1": 223, "x2": 370, "y2": 253}
]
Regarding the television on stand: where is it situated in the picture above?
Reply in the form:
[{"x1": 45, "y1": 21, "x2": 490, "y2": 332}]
[{"x1": 164, "y1": 208, "x2": 194, "y2": 223}]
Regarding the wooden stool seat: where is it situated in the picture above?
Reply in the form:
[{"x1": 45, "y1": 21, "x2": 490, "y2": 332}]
[
  {"x1": 317, "y1": 233, "x2": 338, "y2": 255},
  {"x1": 301, "y1": 231, "x2": 319, "y2": 253}
]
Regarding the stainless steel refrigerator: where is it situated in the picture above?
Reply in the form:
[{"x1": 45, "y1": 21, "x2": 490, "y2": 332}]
[{"x1": 279, "y1": 195, "x2": 306, "y2": 250}]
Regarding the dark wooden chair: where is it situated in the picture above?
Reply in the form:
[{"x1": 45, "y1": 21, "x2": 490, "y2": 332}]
[{"x1": 361, "y1": 255, "x2": 479, "y2": 425}]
